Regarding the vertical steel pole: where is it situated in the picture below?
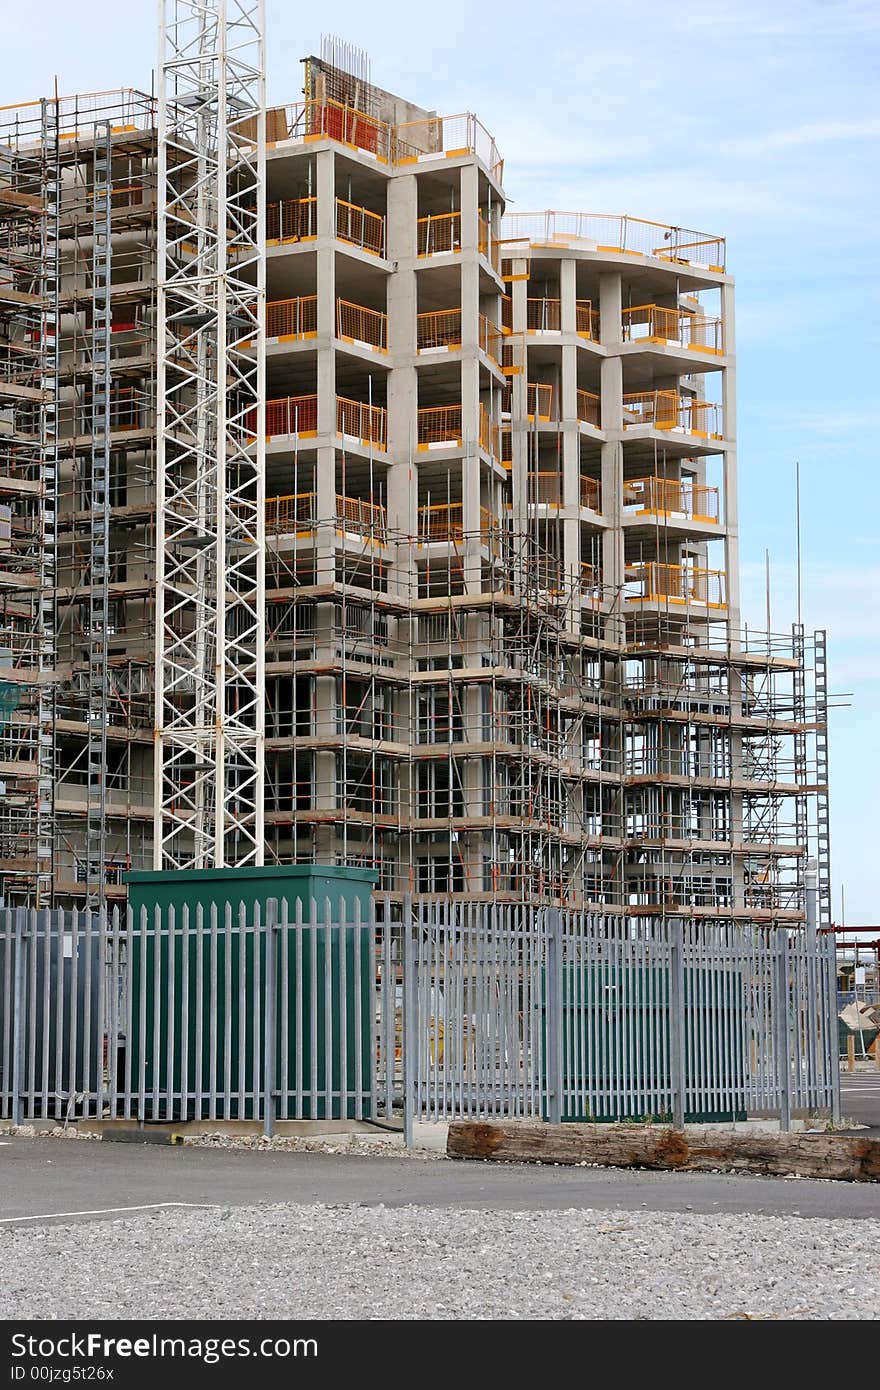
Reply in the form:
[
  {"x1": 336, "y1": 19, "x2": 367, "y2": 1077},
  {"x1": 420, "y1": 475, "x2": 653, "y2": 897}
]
[
  {"x1": 263, "y1": 897, "x2": 277, "y2": 1138},
  {"x1": 545, "y1": 908, "x2": 564, "y2": 1124},
  {"x1": 669, "y1": 918, "x2": 686, "y2": 1130},
  {"x1": 10, "y1": 908, "x2": 25, "y2": 1127},
  {"x1": 402, "y1": 894, "x2": 415, "y2": 1148},
  {"x1": 776, "y1": 931, "x2": 792, "y2": 1132}
]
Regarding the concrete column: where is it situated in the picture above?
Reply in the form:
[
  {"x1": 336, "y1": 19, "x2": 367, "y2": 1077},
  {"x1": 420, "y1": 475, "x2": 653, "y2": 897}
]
[
  {"x1": 599, "y1": 272, "x2": 624, "y2": 640},
  {"x1": 720, "y1": 280, "x2": 740, "y2": 642},
  {"x1": 459, "y1": 164, "x2": 482, "y2": 592},
  {"x1": 386, "y1": 172, "x2": 418, "y2": 595},
  {"x1": 315, "y1": 149, "x2": 336, "y2": 585}
]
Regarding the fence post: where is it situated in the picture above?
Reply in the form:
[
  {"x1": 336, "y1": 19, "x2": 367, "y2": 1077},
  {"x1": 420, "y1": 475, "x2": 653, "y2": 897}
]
[
  {"x1": 10, "y1": 907, "x2": 25, "y2": 1127},
  {"x1": 826, "y1": 934, "x2": 842, "y2": 1125},
  {"x1": 263, "y1": 898, "x2": 278, "y2": 1139},
  {"x1": 669, "y1": 918, "x2": 686, "y2": 1130},
  {"x1": 402, "y1": 894, "x2": 415, "y2": 1149},
  {"x1": 776, "y1": 931, "x2": 792, "y2": 1133},
  {"x1": 545, "y1": 908, "x2": 563, "y2": 1125}
]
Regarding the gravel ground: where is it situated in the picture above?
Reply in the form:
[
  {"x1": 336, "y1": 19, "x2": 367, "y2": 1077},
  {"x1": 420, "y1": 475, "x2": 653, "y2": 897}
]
[{"x1": 1, "y1": 1202, "x2": 877, "y2": 1320}]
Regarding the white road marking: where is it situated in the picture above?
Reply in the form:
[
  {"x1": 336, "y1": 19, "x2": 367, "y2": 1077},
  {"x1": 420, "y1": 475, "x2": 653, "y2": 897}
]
[{"x1": 0, "y1": 1201, "x2": 220, "y2": 1225}]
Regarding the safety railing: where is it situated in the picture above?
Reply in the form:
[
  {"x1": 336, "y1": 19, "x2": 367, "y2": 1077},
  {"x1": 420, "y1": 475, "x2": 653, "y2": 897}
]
[
  {"x1": 418, "y1": 501, "x2": 464, "y2": 543},
  {"x1": 394, "y1": 112, "x2": 504, "y2": 182},
  {"x1": 478, "y1": 215, "x2": 501, "y2": 273},
  {"x1": 279, "y1": 105, "x2": 503, "y2": 181},
  {"x1": 336, "y1": 298, "x2": 387, "y2": 351},
  {"x1": 335, "y1": 493, "x2": 388, "y2": 541},
  {"x1": 417, "y1": 212, "x2": 461, "y2": 256},
  {"x1": 337, "y1": 396, "x2": 387, "y2": 449},
  {"x1": 417, "y1": 308, "x2": 461, "y2": 351},
  {"x1": 266, "y1": 492, "x2": 316, "y2": 534},
  {"x1": 500, "y1": 238, "x2": 531, "y2": 283},
  {"x1": 622, "y1": 391, "x2": 722, "y2": 438},
  {"x1": 623, "y1": 476, "x2": 719, "y2": 523},
  {"x1": 502, "y1": 335, "x2": 525, "y2": 376},
  {"x1": 285, "y1": 98, "x2": 392, "y2": 160},
  {"x1": 266, "y1": 296, "x2": 317, "y2": 339},
  {"x1": 478, "y1": 314, "x2": 502, "y2": 365},
  {"x1": 622, "y1": 304, "x2": 724, "y2": 354},
  {"x1": 501, "y1": 211, "x2": 726, "y2": 272},
  {"x1": 524, "y1": 473, "x2": 601, "y2": 510},
  {"x1": 479, "y1": 403, "x2": 500, "y2": 459},
  {"x1": 259, "y1": 394, "x2": 318, "y2": 438},
  {"x1": 527, "y1": 382, "x2": 554, "y2": 421},
  {"x1": 501, "y1": 294, "x2": 513, "y2": 333},
  {"x1": 528, "y1": 471, "x2": 563, "y2": 505},
  {"x1": 576, "y1": 300, "x2": 600, "y2": 341},
  {"x1": 266, "y1": 196, "x2": 317, "y2": 244},
  {"x1": 527, "y1": 298, "x2": 560, "y2": 331},
  {"x1": 417, "y1": 502, "x2": 500, "y2": 552},
  {"x1": 336, "y1": 197, "x2": 386, "y2": 257},
  {"x1": 581, "y1": 475, "x2": 600, "y2": 510},
  {"x1": 624, "y1": 562, "x2": 727, "y2": 608},
  {"x1": 67, "y1": 385, "x2": 149, "y2": 436},
  {"x1": 576, "y1": 389, "x2": 601, "y2": 428},
  {"x1": 500, "y1": 425, "x2": 512, "y2": 464},
  {"x1": 417, "y1": 404, "x2": 462, "y2": 448}
]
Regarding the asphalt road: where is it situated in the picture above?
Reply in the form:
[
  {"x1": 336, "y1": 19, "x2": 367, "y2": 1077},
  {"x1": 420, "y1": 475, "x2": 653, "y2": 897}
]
[
  {"x1": 840, "y1": 1070, "x2": 880, "y2": 1132},
  {"x1": 1, "y1": 1134, "x2": 878, "y2": 1227}
]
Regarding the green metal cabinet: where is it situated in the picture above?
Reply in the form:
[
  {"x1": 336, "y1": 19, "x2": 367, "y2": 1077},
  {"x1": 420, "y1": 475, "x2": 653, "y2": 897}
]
[{"x1": 125, "y1": 865, "x2": 377, "y2": 1121}]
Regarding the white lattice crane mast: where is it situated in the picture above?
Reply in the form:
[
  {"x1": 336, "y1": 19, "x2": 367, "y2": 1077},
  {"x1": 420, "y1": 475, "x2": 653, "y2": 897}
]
[{"x1": 155, "y1": 0, "x2": 266, "y2": 869}]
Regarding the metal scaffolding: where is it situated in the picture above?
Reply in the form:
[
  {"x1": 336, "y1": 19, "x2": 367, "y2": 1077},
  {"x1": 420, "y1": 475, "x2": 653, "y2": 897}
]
[{"x1": 155, "y1": 0, "x2": 266, "y2": 868}]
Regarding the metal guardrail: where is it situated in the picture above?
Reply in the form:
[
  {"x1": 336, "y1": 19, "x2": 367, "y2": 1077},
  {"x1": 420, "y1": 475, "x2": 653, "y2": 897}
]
[{"x1": 0, "y1": 902, "x2": 839, "y2": 1134}]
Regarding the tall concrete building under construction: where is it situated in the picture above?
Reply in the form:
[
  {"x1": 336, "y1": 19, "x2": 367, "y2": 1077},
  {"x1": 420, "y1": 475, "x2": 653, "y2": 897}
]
[{"x1": 0, "y1": 18, "x2": 831, "y2": 930}]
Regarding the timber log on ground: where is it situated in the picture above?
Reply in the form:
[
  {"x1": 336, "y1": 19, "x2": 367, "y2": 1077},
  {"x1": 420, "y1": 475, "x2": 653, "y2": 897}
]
[{"x1": 446, "y1": 1121, "x2": 880, "y2": 1181}]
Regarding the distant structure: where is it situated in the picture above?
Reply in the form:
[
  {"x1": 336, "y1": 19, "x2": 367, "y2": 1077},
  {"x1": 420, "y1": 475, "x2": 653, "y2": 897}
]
[{"x1": 0, "y1": 8, "x2": 830, "y2": 930}]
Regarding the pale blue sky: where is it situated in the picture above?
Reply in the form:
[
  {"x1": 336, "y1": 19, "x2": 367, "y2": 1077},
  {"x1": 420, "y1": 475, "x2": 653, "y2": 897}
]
[{"x1": 7, "y1": 0, "x2": 878, "y2": 920}]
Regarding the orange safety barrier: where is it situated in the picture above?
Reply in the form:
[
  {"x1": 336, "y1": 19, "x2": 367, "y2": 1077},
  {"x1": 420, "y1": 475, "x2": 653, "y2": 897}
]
[
  {"x1": 419, "y1": 501, "x2": 464, "y2": 543},
  {"x1": 257, "y1": 394, "x2": 318, "y2": 438},
  {"x1": 500, "y1": 294, "x2": 513, "y2": 333},
  {"x1": 580, "y1": 475, "x2": 601, "y2": 510},
  {"x1": 622, "y1": 304, "x2": 723, "y2": 354},
  {"x1": 417, "y1": 212, "x2": 461, "y2": 256},
  {"x1": 527, "y1": 382, "x2": 554, "y2": 421},
  {"x1": 417, "y1": 404, "x2": 463, "y2": 448},
  {"x1": 336, "y1": 298, "x2": 387, "y2": 350},
  {"x1": 528, "y1": 471, "x2": 563, "y2": 505},
  {"x1": 576, "y1": 299, "x2": 600, "y2": 341},
  {"x1": 479, "y1": 403, "x2": 500, "y2": 459},
  {"x1": 302, "y1": 98, "x2": 391, "y2": 161},
  {"x1": 335, "y1": 198, "x2": 386, "y2": 257},
  {"x1": 501, "y1": 425, "x2": 512, "y2": 465},
  {"x1": 622, "y1": 391, "x2": 722, "y2": 438},
  {"x1": 393, "y1": 112, "x2": 504, "y2": 182},
  {"x1": 577, "y1": 389, "x2": 601, "y2": 428},
  {"x1": 501, "y1": 211, "x2": 726, "y2": 273},
  {"x1": 266, "y1": 296, "x2": 317, "y2": 339},
  {"x1": 524, "y1": 473, "x2": 601, "y2": 510},
  {"x1": 266, "y1": 196, "x2": 317, "y2": 243},
  {"x1": 478, "y1": 314, "x2": 502, "y2": 365},
  {"x1": 266, "y1": 492, "x2": 316, "y2": 534},
  {"x1": 623, "y1": 475, "x2": 719, "y2": 522},
  {"x1": 527, "y1": 298, "x2": 561, "y2": 332},
  {"x1": 335, "y1": 493, "x2": 388, "y2": 541},
  {"x1": 502, "y1": 334, "x2": 525, "y2": 376},
  {"x1": 336, "y1": 396, "x2": 387, "y2": 448},
  {"x1": 478, "y1": 215, "x2": 501, "y2": 273},
  {"x1": 625, "y1": 561, "x2": 727, "y2": 608},
  {"x1": 500, "y1": 237, "x2": 531, "y2": 282},
  {"x1": 417, "y1": 308, "x2": 461, "y2": 350},
  {"x1": 417, "y1": 501, "x2": 500, "y2": 552}
]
